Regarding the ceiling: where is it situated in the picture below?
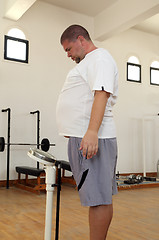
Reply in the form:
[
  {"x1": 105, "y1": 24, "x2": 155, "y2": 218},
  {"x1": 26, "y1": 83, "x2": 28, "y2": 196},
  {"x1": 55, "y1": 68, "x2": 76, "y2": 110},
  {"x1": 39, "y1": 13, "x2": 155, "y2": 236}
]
[
  {"x1": 39, "y1": 0, "x2": 159, "y2": 36},
  {"x1": 39, "y1": 0, "x2": 118, "y2": 17},
  {"x1": 133, "y1": 13, "x2": 159, "y2": 36}
]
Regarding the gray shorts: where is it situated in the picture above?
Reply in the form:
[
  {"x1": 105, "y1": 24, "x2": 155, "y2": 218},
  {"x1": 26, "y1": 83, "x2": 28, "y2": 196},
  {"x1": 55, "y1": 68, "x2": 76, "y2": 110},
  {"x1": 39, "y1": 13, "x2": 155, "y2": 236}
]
[{"x1": 68, "y1": 137, "x2": 118, "y2": 207}]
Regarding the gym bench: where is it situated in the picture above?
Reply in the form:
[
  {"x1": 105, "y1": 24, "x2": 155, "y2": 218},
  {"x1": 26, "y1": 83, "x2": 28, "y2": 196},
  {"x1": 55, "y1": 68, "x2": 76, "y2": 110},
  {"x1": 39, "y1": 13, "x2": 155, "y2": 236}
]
[
  {"x1": 15, "y1": 166, "x2": 45, "y2": 194},
  {"x1": 15, "y1": 161, "x2": 76, "y2": 194}
]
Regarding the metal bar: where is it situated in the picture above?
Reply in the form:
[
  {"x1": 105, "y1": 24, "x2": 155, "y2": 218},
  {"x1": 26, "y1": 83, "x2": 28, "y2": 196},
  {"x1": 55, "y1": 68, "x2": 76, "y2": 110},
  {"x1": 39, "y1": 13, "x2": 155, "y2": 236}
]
[
  {"x1": 30, "y1": 110, "x2": 40, "y2": 169},
  {"x1": 37, "y1": 111, "x2": 40, "y2": 169},
  {"x1": 2, "y1": 108, "x2": 11, "y2": 189},
  {"x1": 55, "y1": 165, "x2": 61, "y2": 240},
  {"x1": 30, "y1": 110, "x2": 39, "y2": 114},
  {"x1": 7, "y1": 143, "x2": 39, "y2": 146},
  {"x1": 7, "y1": 109, "x2": 10, "y2": 189},
  {"x1": 4, "y1": 143, "x2": 55, "y2": 146}
]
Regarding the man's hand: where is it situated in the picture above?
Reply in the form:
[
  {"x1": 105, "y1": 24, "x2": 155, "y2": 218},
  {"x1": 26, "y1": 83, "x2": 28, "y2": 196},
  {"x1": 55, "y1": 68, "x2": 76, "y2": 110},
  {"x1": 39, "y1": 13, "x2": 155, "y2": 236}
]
[
  {"x1": 79, "y1": 90, "x2": 110, "y2": 159},
  {"x1": 80, "y1": 130, "x2": 98, "y2": 159}
]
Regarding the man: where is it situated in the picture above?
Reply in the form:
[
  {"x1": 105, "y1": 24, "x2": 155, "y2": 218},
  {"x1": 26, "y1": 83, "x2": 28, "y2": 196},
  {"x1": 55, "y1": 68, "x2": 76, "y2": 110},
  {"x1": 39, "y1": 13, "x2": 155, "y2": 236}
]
[{"x1": 56, "y1": 24, "x2": 118, "y2": 240}]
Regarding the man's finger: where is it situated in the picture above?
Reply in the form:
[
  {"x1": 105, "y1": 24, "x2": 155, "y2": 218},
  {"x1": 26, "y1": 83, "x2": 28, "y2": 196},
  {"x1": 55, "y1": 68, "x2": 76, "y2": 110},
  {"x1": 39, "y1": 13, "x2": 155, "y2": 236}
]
[
  {"x1": 82, "y1": 146, "x2": 88, "y2": 157},
  {"x1": 86, "y1": 145, "x2": 94, "y2": 159}
]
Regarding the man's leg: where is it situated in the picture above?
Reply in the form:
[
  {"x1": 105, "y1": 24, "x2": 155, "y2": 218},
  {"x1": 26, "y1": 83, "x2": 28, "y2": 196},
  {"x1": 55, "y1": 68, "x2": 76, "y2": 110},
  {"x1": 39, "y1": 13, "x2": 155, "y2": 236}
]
[{"x1": 89, "y1": 204, "x2": 113, "y2": 240}]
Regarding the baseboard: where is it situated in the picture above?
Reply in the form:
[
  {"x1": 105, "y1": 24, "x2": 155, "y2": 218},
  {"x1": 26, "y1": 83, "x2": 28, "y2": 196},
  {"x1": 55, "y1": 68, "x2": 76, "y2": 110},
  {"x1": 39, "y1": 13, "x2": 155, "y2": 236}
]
[{"x1": 117, "y1": 172, "x2": 157, "y2": 177}]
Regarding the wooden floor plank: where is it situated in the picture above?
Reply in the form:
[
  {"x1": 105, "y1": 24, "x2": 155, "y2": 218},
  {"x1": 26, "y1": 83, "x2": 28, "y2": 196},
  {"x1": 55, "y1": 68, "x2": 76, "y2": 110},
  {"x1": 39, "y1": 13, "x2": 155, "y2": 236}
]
[{"x1": 0, "y1": 186, "x2": 159, "y2": 239}]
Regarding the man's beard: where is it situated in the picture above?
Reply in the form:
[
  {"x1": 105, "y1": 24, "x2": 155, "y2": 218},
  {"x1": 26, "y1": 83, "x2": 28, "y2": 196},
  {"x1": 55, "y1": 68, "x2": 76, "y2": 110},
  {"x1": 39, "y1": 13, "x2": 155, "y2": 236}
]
[
  {"x1": 75, "y1": 57, "x2": 81, "y2": 63},
  {"x1": 75, "y1": 55, "x2": 85, "y2": 64}
]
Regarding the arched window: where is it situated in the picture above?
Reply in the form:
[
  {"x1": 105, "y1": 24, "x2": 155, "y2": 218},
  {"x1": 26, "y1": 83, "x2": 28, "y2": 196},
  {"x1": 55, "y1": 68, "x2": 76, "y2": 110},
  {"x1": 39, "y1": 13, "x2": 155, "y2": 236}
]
[
  {"x1": 4, "y1": 28, "x2": 29, "y2": 63},
  {"x1": 127, "y1": 56, "x2": 141, "y2": 83},
  {"x1": 8, "y1": 28, "x2": 26, "y2": 39},
  {"x1": 150, "y1": 61, "x2": 159, "y2": 86}
]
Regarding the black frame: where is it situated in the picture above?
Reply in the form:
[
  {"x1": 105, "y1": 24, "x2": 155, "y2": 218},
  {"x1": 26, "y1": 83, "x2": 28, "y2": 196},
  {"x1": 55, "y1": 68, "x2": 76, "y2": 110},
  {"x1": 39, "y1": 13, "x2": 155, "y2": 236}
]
[
  {"x1": 127, "y1": 62, "x2": 141, "y2": 83},
  {"x1": 4, "y1": 35, "x2": 29, "y2": 63},
  {"x1": 150, "y1": 67, "x2": 159, "y2": 86}
]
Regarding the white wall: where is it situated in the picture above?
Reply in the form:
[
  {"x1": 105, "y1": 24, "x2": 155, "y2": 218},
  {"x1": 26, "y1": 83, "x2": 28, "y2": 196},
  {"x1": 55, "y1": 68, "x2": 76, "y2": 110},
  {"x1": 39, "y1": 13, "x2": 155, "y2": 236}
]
[
  {"x1": 0, "y1": 1, "x2": 159, "y2": 181},
  {"x1": 98, "y1": 29, "x2": 159, "y2": 174},
  {"x1": 0, "y1": 0, "x2": 94, "y2": 180}
]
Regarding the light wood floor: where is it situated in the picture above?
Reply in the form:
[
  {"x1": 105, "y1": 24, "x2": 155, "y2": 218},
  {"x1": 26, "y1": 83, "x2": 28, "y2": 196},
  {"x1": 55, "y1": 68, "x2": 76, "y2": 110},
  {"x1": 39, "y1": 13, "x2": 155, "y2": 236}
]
[{"x1": 0, "y1": 185, "x2": 159, "y2": 240}]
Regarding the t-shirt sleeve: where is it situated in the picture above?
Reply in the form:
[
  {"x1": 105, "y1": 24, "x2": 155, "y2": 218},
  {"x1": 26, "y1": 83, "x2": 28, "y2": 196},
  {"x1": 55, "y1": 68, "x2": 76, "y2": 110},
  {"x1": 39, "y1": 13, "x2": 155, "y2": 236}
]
[{"x1": 88, "y1": 58, "x2": 115, "y2": 94}]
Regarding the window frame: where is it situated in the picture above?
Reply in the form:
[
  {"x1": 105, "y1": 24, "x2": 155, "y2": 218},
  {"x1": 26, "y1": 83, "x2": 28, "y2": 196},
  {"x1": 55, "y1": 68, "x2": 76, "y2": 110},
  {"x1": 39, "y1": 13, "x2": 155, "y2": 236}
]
[
  {"x1": 150, "y1": 67, "x2": 159, "y2": 86},
  {"x1": 127, "y1": 62, "x2": 141, "y2": 83},
  {"x1": 4, "y1": 35, "x2": 29, "y2": 64}
]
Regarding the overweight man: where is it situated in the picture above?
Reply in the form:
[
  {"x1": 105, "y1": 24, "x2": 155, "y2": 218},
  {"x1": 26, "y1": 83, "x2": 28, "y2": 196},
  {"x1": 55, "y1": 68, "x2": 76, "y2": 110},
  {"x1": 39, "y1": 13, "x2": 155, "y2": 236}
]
[{"x1": 56, "y1": 24, "x2": 118, "y2": 240}]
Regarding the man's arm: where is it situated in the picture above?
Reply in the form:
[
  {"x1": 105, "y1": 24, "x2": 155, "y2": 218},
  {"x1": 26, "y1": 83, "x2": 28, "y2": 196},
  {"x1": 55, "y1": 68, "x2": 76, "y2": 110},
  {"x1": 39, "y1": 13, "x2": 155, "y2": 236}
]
[{"x1": 80, "y1": 90, "x2": 110, "y2": 159}]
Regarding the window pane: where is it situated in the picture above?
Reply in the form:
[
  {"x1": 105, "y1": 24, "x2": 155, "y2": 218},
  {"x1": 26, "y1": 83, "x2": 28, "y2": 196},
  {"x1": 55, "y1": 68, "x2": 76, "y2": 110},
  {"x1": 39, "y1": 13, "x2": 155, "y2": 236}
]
[
  {"x1": 4, "y1": 35, "x2": 29, "y2": 63},
  {"x1": 151, "y1": 69, "x2": 159, "y2": 85},
  {"x1": 128, "y1": 56, "x2": 139, "y2": 64},
  {"x1": 7, "y1": 28, "x2": 26, "y2": 39},
  {"x1": 7, "y1": 39, "x2": 26, "y2": 60},
  {"x1": 128, "y1": 64, "x2": 140, "y2": 82},
  {"x1": 151, "y1": 61, "x2": 159, "y2": 68}
]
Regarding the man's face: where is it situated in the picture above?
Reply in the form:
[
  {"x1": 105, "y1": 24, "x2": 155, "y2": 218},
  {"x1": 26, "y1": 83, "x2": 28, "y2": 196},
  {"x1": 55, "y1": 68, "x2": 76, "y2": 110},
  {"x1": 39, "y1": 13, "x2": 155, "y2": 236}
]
[{"x1": 62, "y1": 38, "x2": 85, "y2": 63}]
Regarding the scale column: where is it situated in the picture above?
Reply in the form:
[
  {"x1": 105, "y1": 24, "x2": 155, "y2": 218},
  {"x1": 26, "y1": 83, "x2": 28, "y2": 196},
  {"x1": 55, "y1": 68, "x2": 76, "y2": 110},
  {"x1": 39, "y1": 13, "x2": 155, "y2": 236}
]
[{"x1": 44, "y1": 165, "x2": 56, "y2": 240}]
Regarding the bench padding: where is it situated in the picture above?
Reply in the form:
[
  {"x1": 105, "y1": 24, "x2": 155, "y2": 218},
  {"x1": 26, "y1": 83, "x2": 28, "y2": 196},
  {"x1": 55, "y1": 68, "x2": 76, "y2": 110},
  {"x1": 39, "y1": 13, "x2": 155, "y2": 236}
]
[
  {"x1": 16, "y1": 166, "x2": 45, "y2": 177},
  {"x1": 16, "y1": 161, "x2": 71, "y2": 176},
  {"x1": 60, "y1": 161, "x2": 71, "y2": 172}
]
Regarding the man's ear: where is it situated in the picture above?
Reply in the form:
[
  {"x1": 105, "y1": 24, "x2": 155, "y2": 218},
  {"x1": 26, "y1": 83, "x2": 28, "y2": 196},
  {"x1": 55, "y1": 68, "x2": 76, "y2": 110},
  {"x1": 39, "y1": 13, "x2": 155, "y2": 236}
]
[{"x1": 77, "y1": 35, "x2": 85, "y2": 45}]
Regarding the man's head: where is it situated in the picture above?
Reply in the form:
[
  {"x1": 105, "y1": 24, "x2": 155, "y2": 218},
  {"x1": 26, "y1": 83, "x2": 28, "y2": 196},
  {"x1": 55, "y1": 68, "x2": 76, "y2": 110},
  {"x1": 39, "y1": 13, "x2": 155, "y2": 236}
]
[
  {"x1": 60, "y1": 25, "x2": 95, "y2": 63},
  {"x1": 60, "y1": 24, "x2": 91, "y2": 45}
]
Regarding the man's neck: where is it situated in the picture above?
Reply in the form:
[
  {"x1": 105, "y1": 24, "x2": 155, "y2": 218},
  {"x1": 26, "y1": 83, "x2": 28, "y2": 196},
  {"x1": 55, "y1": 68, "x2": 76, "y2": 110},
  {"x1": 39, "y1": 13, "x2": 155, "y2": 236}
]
[{"x1": 85, "y1": 42, "x2": 97, "y2": 55}]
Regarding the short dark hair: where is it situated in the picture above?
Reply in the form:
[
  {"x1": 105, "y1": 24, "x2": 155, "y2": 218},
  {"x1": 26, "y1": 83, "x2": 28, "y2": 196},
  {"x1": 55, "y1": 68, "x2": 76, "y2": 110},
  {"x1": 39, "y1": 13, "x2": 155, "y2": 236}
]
[{"x1": 60, "y1": 24, "x2": 91, "y2": 44}]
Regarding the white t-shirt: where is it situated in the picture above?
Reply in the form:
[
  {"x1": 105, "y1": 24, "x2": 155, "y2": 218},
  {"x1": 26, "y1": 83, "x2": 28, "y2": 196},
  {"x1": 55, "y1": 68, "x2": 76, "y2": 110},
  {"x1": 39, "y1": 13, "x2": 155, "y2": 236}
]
[{"x1": 56, "y1": 48, "x2": 118, "y2": 138}]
